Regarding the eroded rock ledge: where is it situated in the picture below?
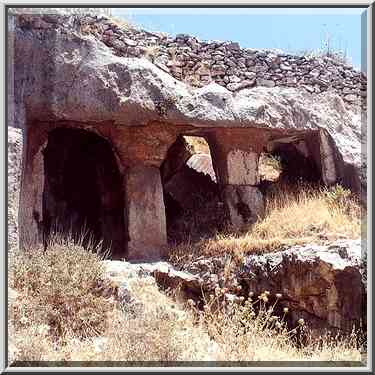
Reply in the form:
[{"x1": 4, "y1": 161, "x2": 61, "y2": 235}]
[
  {"x1": 109, "y1": 239, "x2": 365, "y2": 334},
  {"x1": 9, "y1": 11, "x2": 366, "y2": 260}
]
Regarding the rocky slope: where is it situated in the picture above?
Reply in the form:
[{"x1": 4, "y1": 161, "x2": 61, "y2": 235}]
[
  {"x1": 7, "y1": 11, "x2": 367, "y2": 339},
  {"x1": 104, "y1": 239, "x2": 366, "y2": 335}
]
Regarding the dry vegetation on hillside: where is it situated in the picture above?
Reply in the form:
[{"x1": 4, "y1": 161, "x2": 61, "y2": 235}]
[
  {"x1": 9, "y1": 239, "x2": 362, "y2": 364},
  {"x1": 168, "y1": 183, "x2": 363, "y2": 266}
]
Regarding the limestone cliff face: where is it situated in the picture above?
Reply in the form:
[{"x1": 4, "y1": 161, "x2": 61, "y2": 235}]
[
  {"x1": 8, "y1": 12, "x2": 366, "y2": 258},
  {"x1": 10, "y1": 13, "x2": 365, "y2": 176}
]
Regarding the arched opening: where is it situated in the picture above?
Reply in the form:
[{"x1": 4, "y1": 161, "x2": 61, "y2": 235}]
[
  {"x1": 42, "y1": 127, "x2": 127, "y2": 258},
  {"x1": 273, "y1": 142, "x2": 321, "y2": 184},
  {"x1": 259, "y1": 133, "x2": 323, "y2": 194},
  {"x1": 161, "y1": 135, "x2": 225, "y2": 243}
]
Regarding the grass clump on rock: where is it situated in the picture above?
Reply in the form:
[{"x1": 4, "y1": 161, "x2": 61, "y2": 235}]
[
  {"x1": 9, "y1": 236, "x2": 363, "y2": 363},
  {"x1": 168, "y1": 183, "x2": 362, "y2": 265}
]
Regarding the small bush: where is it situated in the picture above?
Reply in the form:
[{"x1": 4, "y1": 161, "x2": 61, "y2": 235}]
[
  {"x1": 190, "y1": 289, "x2": 362, "y2": 362},
  {"x1": 9, "y1": 238, "x2": 114, "y2": 343},
  {"x1": 322, "y1": 184, "x2": 353, "y2": 210}
]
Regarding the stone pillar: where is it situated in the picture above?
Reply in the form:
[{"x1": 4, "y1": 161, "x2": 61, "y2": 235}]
[
  {"x1": 221, "y1": 149, "x2": 264, "y2": 228},
  {"x1": 319, "y1": 129, "x2": 339, "y2": 186},
  {"x1": 125, "y1": 165, "x2": 167, "y2": 261},
  {"x1": 207, "y1": 131, "x2": 266, "y2": 229},
  {"x1": 18, "y1": 128, "x2": 46, "y2": 250}
]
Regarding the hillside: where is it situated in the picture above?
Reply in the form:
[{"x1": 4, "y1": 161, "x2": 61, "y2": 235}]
[{"x1": 7, "y1": 9, "x2": 367, "y2": 368}]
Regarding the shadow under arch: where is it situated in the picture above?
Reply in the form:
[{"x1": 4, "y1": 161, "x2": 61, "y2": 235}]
[{"x1": 42, "y1": 127, "x2": 127, "y2": 258}]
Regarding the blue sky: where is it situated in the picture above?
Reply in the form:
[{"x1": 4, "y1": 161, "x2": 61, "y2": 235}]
[{"x1": 112, "y1": 8, "x2": 367, "y2": 71}]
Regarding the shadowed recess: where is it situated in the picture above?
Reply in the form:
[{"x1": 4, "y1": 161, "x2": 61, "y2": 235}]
[{"x1": 42, "y1": 127, "x2": 127, "y2": 258}]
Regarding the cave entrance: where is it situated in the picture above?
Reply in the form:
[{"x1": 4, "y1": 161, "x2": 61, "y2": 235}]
[
  {"x1": 260, "y1": 132, "x2": 323, "y2": 193},
  {"x1": 161, "y1": 135, "x2": 224, "y2": 243},
  {"x1": 42, "y1": 127, "x2": 127, "y2": 258}
]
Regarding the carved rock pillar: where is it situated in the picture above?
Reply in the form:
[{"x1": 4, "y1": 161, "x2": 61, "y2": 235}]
[{"x1": 125, "y1": 165, "x2": 167, "y2": 260}]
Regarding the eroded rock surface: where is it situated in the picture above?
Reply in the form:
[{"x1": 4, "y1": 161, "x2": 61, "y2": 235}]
[
  {"x1": 11, "y1": 11, "x2": 367, "y2": 107},
  {"x1": 100, "y1": 239, "x2": 366, "y2": 335},
  {"x1": 8, "y1": 128, "x2": 23, "y2": 251},
  {"x1": 9, "y1": 11, "x2": 366, "y2": 258},
  {"x1": 181, "y1": 239, "x2": 366, "y2": 334},
  {"x1": 240, "y1": 239, "x2": 366, "y2": 333}
]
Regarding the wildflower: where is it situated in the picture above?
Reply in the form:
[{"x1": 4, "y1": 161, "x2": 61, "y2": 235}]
[
  {"x1": 214, "y1": 287, "x2": 221, "y2": 296},
  {"x1": 250, "y1": 312, "x2": 256, "y2": 318},
  {"x1": 275, "y1": 322, "x2": 282, "y2": 329},
  {"x1": 249, "y1": 292, "x2": 254, "y2": 297},
  {"x1": 20, "y1": 316, "x2": 28, "y2": 325},
  {"x1": 239, "y1": 296, "x2": 245, "y2": 301},
  {"x1": 264, "y1": 290, "x2": 270, "y2": 296},
  {"x1": 276, "y1": 293, "x2": 282, "y2": 299},
  {"x1": 262, "y1": 296, "x2": 269, "y2": 303},
  {"x1": 187, "y1": 299, "x2": 195, "y2": 307},
  {"x1": 209, "y1": 294, "x2": 214, "y2": 300},
  {"x1": 272, "y1": 316, "x2": 279, "y2": 321},
  {"x1": 283, "y1": 307, "x2": 289, "y2": 313},
  {"x1": 236, "y1": 285, "x2": 242, "y2": 291},
  {"x1": 298, "y1": 318, "x2": 305, "y2": 326}
]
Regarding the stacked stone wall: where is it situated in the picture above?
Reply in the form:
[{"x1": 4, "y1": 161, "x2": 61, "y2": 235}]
[{"x1": 14, "y1": 12, "x2": 367, "y2": 108}]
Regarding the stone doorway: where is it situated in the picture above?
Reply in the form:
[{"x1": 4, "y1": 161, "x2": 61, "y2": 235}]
[
  {"x1": 161, "y1": 135, "x2": 224, "y2": 243},
  {"x1": 42, "y1": 128, "x2": 127, "y2": 258}
]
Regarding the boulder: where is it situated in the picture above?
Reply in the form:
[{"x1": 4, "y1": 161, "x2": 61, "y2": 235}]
[
  {"x1": 240, "y1": 239, "x2": 366, "y2": 333},
  {"x1": 223, "y1": 185, "x2": 264, "y2": 227},
  {"x1": 181, "y1": 239, "x2": 366, "y2": 334},
  {"x1": 103, "y1": 259, "x2": 205, "y2": 303}
]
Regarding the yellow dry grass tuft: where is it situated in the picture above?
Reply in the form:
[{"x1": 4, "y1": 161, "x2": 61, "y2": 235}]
[
  {"x1": 196, "y1": 290, "x2": 363, "y2": 362},
  {"x1": 168, "y1": 184, "x2": 362, "y2": 265}
]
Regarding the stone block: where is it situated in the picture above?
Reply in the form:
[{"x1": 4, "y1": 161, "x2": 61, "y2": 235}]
[
  {"x1": 226, "y1": 150, "x2": 259, "y2": 185},
  {"x1": 223, "y1": 185, "x2": 264, "y2": 228}
]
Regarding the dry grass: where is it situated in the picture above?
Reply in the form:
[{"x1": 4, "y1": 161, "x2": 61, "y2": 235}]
[
  {"x1": 143, "y1": 45, "x2": 161, "y2": 62},
  {"x1": 259, "y1": 153, "x2": 282, "y2": 181},
  {"x1": 196, "y1": 290, "x2": 362, "y2": 362},
  {"x1": 168, "y1": 184, "x2": 362, "y2": 265},
  {"x1": 9, "y1": 236, "x2": 363, "y2": 364},
  {"x1": 9, "y1": 237, "x2": 114, "y2": 344}
]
